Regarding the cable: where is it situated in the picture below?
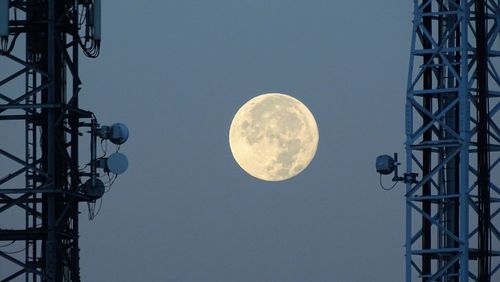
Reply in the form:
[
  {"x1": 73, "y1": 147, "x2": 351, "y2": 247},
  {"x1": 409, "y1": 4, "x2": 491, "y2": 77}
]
[
  {"x1": 1, "y1": 243, "x2": 32, "y2": 255},
  {"x1": 93, "y1": 197, "x2": 103, "y2": 218},
  {"x1": 87, "y1": 201, "x2": 96, "y2": 220},
  {"x1": 79, "y1": 163, "x2": 90, "y2": 172},
  {"x1": 105, "y1": 173, "x2": 117, "y2": 186},
  {"x1": 100, "y1": 139, "x2": 108, "y2": 157},
  {"x1": 0, "y1": 241, "x2": 15, "y2": 248},
  {"x1": 105, "y1": 175, "x2": 117, "y2": 192},
  {"x1": 379, "y1": 174, "x2": 398, "y2": 191},
  {"x1": 0, "y1": 32, "x2": 20, "y2": 54},
  {"x1": 87, "y1": 196, "x2": 104, "y2": 221}
]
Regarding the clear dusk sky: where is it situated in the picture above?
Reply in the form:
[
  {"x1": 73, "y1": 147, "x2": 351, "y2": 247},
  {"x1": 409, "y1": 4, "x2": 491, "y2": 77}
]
[
  {"x1": 79, "y1": 1, "x2": 413, "y2": 281},
  {"x1": 3, "y1": 1, "x2": 413, "y2": 281}
]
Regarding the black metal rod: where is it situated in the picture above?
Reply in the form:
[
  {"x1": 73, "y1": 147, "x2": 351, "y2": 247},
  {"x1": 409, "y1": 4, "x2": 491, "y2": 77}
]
[
  {"x1": 422, "y1": 2, "x2": 433, "y2": 279},
  {"x1": 474, "y1": 0, "x2": 491, "y2": 281}
]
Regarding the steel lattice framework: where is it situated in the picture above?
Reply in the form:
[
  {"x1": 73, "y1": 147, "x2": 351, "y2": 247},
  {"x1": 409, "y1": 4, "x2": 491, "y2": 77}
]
[
  {"x1": 0, "y1": 1, "x2": 103, "y2": 281},
  {"x1": 406, "y1": 0, "x2": 500, "y2": 281}
]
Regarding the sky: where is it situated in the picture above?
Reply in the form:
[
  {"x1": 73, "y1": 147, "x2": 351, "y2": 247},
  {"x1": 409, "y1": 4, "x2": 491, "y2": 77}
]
[{"x1": 3, "y1": 1, "x2": 414, "y2": 281}]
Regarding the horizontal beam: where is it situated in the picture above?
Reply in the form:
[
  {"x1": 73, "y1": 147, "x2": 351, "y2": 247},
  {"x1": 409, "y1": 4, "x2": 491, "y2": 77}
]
[{"x1": 0, "y1": 229, "x2": 46, "y2": 241}]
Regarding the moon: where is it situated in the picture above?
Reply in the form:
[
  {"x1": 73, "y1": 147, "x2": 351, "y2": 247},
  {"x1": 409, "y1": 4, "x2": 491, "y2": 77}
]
[{"x1": 229, "y1": 93, "x2": 319, "y2": 181}]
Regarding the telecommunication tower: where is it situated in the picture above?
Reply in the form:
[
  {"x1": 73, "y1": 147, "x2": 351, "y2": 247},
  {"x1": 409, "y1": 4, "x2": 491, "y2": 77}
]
[
  {"x1": 0, "y1": 1, "x2": 128, "y2": 281},
  {"x1": 377, "y1": 0, "x2": 499, "y2": 281}
]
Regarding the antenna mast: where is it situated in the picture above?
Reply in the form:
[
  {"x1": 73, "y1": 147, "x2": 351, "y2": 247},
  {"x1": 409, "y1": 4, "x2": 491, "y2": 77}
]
[
  {"x1": 404, "y1": 1, "x2": 499, "y2": 280},
  {"x1": 0, "y1": 1, "x2": 128, "y2": 281}
]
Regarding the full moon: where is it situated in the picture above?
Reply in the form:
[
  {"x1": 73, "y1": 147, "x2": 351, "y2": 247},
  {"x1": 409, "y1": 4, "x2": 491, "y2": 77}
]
[{"x1": 229, "y1": 93, "x2": 319, "y2": 181}]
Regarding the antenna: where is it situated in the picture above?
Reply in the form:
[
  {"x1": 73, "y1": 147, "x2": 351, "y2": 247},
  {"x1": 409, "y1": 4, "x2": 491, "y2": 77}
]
[
  {"x1": 99, "y1": 123, "x2": 130, "y2": 145},
  {"x1": 97, "y1": 152, "x2": 129, "y2": 175},
  {"x1": 375, "y1": 153, "x2": 417, "y2": 187},
  {"x1": 0, "y1": 1, "x2": 129, "y2": 281},
  {"x1": 377, "y1": 2, "x2": 500, "y2": 281}
]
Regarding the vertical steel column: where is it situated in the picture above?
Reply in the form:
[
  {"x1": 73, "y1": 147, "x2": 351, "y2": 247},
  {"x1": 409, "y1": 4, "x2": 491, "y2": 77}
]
[
  {"x1": 444, "y1": 4, "x2": 460, "y2": 280},
  {"x1": 474, "y1": 1, "x2": 491, "y2": 281},
  {"x1": 69, "y1": 3, "x2": 81, "y2": 280},
  {"x1": 421, "y1": 2, "x2": 433, "y2": 279},
  {"x1": 405, "y1": 2, "x2": 419, "y2": 281},
  {"x1": 457, "y1": 1, "x2": 470, "y2": 281},
  {"x1": 45, "y1": 0, "x2": 58, "y2": 279}
]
